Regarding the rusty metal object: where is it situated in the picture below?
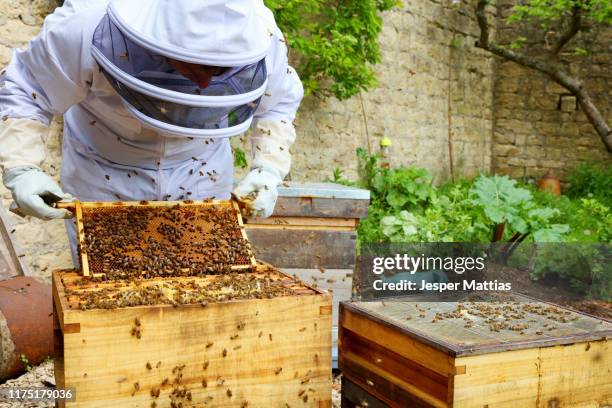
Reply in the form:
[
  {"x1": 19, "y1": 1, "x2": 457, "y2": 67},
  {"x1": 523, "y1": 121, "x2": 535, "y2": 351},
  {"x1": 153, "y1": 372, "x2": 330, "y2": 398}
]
[
  {"x1": 538, "y1": 169, "x2": 561, "y2": 196},
  {"x1": 0, "y1": 277, "x2": 53, "y2": 381}
]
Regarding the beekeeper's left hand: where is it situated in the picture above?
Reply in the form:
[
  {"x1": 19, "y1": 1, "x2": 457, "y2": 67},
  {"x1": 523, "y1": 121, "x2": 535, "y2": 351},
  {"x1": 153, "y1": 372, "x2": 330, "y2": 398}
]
[{"x1": 232, "y1": 119, "x2": 296, "y2": 218}]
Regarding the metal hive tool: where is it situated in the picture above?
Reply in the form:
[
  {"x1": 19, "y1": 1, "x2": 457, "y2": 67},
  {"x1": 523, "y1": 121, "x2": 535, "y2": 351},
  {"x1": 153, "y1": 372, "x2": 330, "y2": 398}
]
[{"x1": 60, "y1": 200, "x2": 257, "y2": 278}]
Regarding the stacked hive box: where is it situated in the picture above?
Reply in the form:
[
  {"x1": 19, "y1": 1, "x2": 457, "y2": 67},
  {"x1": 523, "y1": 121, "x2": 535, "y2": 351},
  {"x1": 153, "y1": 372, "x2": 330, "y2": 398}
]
[
  {"x1": 53, "y1": 268, "x2": 332, "y2": 407},
  {"x1": 245, "y1": 182, "x2": 370, "y2": 367},
  {"x1": 53, "y1": 200, "x2": 333, "y2": 407},
  {"x1": 339, "y1": 295, "x2": 612, "y2": 408}
]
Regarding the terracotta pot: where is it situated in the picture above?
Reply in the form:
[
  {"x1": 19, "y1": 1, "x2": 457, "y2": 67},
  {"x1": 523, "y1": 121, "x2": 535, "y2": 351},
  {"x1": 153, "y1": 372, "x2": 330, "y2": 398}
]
[
  {"x1": 538, "y1": 170, "x2": 561, "y2": 196},
  {"x1": 0, "y1": 277, "x2": 53, "y2": 381}
]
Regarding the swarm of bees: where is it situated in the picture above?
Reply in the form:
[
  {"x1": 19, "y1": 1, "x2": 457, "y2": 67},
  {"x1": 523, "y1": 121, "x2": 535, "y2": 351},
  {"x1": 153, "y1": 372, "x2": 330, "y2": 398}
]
[
  {"x1": 81, "y1": 203, "x2": 254, "y2": 279},
  {"x1": 66, "y1": 267, "x2": 302, "y2": 310},
  {"x1": 406, "y1": 295, "x2": 581, "y2": 335}
]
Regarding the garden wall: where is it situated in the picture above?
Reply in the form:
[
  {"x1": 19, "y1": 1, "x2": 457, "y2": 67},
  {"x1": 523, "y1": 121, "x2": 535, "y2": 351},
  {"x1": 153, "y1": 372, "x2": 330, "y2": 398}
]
[
  {"x1": 266, "y1": 0, "x2": 497, "y2": 183},
  {"x1": 492, "y1": 0, "x2": 612, "y2": 181}
]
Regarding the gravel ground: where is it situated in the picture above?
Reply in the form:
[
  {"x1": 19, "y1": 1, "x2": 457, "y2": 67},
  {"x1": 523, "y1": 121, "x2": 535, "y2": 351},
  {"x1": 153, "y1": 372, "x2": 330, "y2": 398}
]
[
  {"x1": 0, "y1": 361, "x2": 54, "y2": 408},
  {"x1": 0, "y1": 363, "x2": 342, "y2": 407},
  {"x1": 332, "y1": 372, "x2": 342, "y2": 407}
]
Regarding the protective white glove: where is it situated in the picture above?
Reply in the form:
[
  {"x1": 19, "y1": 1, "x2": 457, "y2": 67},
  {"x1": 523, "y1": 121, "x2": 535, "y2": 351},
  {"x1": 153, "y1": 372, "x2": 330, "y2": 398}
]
[
  {"x1": 3, "y1": 165, "x2": 74, "y2": 220},
  {"x1": 232, "y1": 119, "x2": 296, "y2": 218},
  {"x1": 233, "y1": 166, "x2": 281, "y2": 218}
]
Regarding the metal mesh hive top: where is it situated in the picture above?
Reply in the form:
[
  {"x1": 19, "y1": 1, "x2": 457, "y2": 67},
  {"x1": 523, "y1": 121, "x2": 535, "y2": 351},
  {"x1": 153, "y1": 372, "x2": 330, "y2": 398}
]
[
  {"x1": 344, "y1": 293, "x2": 612, "y2": 356},
  {"x1": 74, "y1": 200, "x2": 256, "y2": 278}
]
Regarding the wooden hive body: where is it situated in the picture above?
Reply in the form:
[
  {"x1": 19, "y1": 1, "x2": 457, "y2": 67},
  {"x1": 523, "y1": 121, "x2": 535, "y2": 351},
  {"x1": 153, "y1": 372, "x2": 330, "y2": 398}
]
[
  {"x1": 339, "y1": 296, "x2": 612, "y2": 408},
  {"x1": 244, "y1": 182, "x2": 371, "y2": 367},
  {"x1": 53, "y1": 268, "x2": 333, "y2": 407}
]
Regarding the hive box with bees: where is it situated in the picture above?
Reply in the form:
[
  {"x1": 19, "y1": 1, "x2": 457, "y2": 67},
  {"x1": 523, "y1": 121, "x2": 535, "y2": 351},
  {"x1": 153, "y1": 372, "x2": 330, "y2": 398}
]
[
  {"x1": 52, "y1": 199, "x2": 332, "y2": 407},
  {"x1": 339, "y1": 294, "x2": 611, "y2": 408}
]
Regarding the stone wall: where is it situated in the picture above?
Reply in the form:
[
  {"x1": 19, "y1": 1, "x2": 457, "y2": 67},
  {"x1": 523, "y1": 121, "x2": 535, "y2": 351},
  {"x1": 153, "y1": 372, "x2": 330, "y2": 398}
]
[
  {"x1": 261, "y1": 0, "x2": 496, "y2": 183},
  {"x1": 492, "y1": 0, "x2": 612, "y2": 181}
]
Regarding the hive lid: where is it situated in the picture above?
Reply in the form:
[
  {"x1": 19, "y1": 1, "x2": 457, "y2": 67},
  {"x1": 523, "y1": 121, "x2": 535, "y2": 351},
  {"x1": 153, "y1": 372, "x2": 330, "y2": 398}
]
[
  {"x1": 64, "y1": 199, "x2": 257, "y2": 278},
  {"x1": 277, "y1": 182, "x2": 370, "y2": 200},
  {"x1": 343, "y1": 294, "x2": 612, "y2": 356}
]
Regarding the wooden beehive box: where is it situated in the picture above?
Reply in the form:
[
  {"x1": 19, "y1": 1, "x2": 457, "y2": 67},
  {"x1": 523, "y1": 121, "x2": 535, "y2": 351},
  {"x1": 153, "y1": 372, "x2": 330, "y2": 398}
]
[
  {"x1": 244, "y1": 182, "x2": 370, "y2": 367},
  {"x1": 245, "y1": 182, "x2": 369, "y2": 270},
  {"x1": 339, "y1": 295, "x2": 612, "y2": 408},
  {"x1": 53, "y1": 266, "x2": 332, "y2": 407}
]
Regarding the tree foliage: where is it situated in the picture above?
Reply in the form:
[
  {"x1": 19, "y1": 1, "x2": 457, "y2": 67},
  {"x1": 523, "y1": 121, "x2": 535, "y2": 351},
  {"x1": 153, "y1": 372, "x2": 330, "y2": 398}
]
[
  {"x1": 471, "y1": 0, "x2": 612, "y2": 151},
  {"x1": 264, "y1": 0, "x2": 398, "y2": 100},
  {"x1": 509, "y1": 0, "x2": 611, "y2": 26}
]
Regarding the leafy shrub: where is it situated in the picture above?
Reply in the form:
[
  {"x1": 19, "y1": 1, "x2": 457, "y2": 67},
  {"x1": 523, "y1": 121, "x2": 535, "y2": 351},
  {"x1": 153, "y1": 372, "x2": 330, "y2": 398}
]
[
  {"x1": 331, "y1": 150, "x2": 610, "y2": 299},
  {"x1": 566, "y1": 162, "x2": 612, "y2": 207},
  {"x1": 265, "y1": 0, "x2": 398, "y2": 100}
]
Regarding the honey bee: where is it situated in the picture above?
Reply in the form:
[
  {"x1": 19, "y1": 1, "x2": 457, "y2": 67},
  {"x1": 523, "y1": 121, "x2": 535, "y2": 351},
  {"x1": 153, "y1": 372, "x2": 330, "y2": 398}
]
[{"x1": 131, "y1": 382, "x2": 140, "y2": 396}]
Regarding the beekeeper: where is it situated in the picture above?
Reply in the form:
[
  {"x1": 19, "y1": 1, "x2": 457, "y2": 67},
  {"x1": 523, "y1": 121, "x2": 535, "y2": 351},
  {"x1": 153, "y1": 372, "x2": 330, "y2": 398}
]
[{"x1": 0, "y1": 0, "x2": 302, "y2": 228}]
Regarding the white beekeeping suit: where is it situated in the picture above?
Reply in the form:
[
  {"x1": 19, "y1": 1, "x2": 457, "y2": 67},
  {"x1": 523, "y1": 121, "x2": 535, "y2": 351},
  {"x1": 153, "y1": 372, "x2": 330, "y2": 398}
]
[{"x1": 0, "y1": 0, "x2": 303, "y2": 227}]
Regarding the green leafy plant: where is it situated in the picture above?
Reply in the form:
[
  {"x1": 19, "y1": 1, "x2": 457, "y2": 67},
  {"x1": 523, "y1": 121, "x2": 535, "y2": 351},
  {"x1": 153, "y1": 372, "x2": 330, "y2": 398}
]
[
  {"x1": 566, "y1": 162, "x2": 612, "y2": 207},
  {"x1": 329, "y1": 150, "x2": 609, "y2": 298},
  {"x1": 532, "y1": 190, "x2": 612, "y2": 243},
  {"x1": 469, "y1": 175, "x2": 568, "y2": 243},
  {"x1": 233, "y1": 147, "x2": 248, "y2": 169},
  {"x1": 20, "y1": 354, "x2": 33, "y2": 372},
  {"x1": 265, "y1": 0, "x2": 398, "y2": 99},
  {"x1": 355, "y1": 148, "x2": 436, "y2": 212},
  {"x1": 324, "y1": 168, "x2": 357, "y2": 186},
  {"x1": 470, "y1": 176, "x2": 532, "y2": 234}
]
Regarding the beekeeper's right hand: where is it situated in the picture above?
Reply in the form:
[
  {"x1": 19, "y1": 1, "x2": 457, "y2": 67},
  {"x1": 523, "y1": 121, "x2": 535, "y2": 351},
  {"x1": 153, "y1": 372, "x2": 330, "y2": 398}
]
[{"x1": 0, "y1": 118, "x2": 73, "y2": 220}]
